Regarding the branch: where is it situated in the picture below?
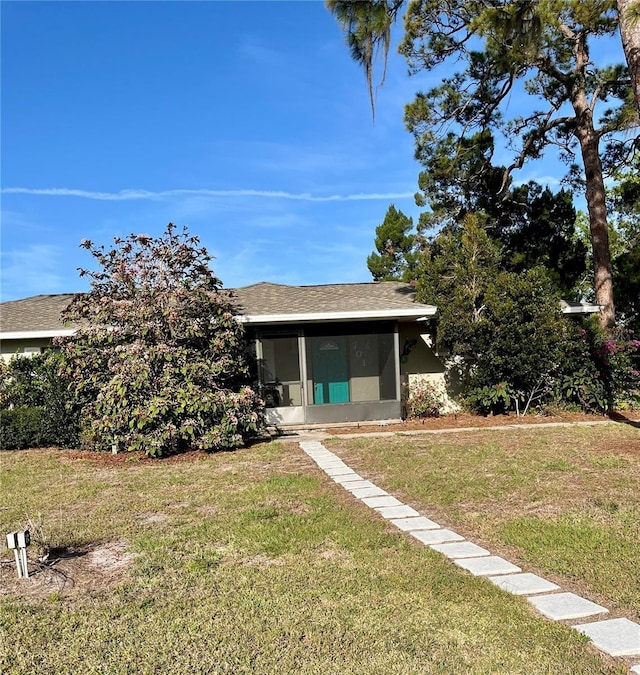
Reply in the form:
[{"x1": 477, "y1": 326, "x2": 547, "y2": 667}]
[{"x1": 499, "y1": 112, "x2": 575, "y2": 196}]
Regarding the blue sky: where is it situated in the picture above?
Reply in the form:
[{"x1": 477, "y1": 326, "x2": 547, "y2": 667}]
[{"x1": 0, "y1": 1, "x2": 623, "y2": 301}]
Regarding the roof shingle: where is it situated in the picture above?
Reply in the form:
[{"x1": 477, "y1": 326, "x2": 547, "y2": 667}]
[{"x1": 1, "y1": 282, "x2": 431, "y2": 334}]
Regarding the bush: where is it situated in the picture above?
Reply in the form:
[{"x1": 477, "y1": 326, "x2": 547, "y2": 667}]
[
  {"x1": 465, "y1": 382, "x2": 513, "y2": 416},
  {"x1": 557, "y1": 320, "x2": 640, "y2": 412},
  {"x1": 0, "y1": 352, "x2": 80, "y2": 449},
  {"x1": 0, "y1": 407, "x2": 47, "y2": 449},
  {"x1": 0, "y1": 406, "x2": 78, "y2": 450},
  {"x1": 405, "y1": 379, "x2": 445, "y2": 418},
  {"x1": 56, "y1": 224, "x2": 265, "y2": 457}
]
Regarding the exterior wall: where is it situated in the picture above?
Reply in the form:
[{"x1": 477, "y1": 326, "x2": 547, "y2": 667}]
[
  {"x1": 398, "y1": 322, "x2": 458, "y2": 412},
  {"x1": 398, "y1": 322, "x2": 445, "y2": 385},
  {"x1": 1, "y1": 338, "x2": 50, "y2": 362}
]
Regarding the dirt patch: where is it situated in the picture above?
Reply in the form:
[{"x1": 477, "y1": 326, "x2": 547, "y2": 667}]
[{"x1": 0, "y1": 540, "x2": 134, "y2": 601}]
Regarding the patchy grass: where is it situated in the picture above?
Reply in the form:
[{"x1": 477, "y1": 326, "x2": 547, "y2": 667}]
[
  {"x1": 326, "y1": 424, "x2": 640, "y2": 623},
  {"x1": 0, "y1": 442, "x2": 627, "y2": 674}
]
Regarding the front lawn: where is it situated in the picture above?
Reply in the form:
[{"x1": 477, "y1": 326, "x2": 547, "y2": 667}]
[
  {"x1": 326, "y1": 423, "x2": 640, "y2": 624},
  {"x1": 0, "y1": 437, "x2": 629, "y2": 673}
]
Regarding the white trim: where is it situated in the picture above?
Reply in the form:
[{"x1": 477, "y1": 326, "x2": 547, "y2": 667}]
[
  {"x1": 561, "y1": 303, "x2": 602, "y2": 315},
  {"x1": 1, "y1": 308, "x2": 438, "y2": 338},
  {"x1": 0, "y1": 329, "x2": 76, "y2": 340},
  {"x1": 237, "y1": 307, "x2": 437, "y2": 324}
]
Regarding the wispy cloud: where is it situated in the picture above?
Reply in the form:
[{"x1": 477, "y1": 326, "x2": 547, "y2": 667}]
[
  {"x1": 1, "y1": 244, "x2": 70, "y2": 300},
  {"x1": 238, "y1": 38, "x2": 285, "y2": 68},
  {"x1": 1, "y1": 187, "x2": 414, "y2": 202}
]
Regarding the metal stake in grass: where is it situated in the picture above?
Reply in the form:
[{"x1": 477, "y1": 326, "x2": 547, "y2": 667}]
[{"x1": 6, "y1": 530, "x2": 30, "y2": 578}]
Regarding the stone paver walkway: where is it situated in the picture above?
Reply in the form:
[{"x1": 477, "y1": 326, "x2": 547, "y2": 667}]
[{"x1": 299, "y1": 439, "x2": 640, "y2": 671}]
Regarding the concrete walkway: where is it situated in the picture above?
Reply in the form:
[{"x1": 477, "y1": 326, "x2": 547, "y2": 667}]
[{"x1": 299, "y1": 439, "x2": 640, "y2": 671}]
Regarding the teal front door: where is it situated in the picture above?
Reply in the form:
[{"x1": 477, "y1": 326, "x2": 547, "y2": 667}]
[{"x1": 311, "y1": 337, "x2": 350, "y2": 404}]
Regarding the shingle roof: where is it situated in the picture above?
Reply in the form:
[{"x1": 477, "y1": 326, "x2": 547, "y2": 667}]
[
  {"x1": 0, "y1": 294, "x2": 76, "y2": 333},
  {"x1": 232, "y1": 281, "x2": 428, "y2": 317},
  {"x1": 0, "y1": 282, "x2": 434, "y2": 335}
]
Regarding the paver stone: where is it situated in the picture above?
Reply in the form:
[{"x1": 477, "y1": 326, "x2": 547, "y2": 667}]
[
  {"x1": 411, "y1": 529, "x2": 464, "y2": 545},
  {"x1": 488, "y1": 573, "x2": 560, "y2": 595},
  {"x1": 351, "y1": 486, "x2": 388, "y2": 498},
  {"x1": 455, "y1": 556, "x2": 521, "y2": 576},
  {"x1": 361, "y1": 496, "x2": 402, "y2": 508},
  {"x1": 573, "y1": 618, "x2": 640, "y2": 657},
  {"x1": 375, "y1": 505, "x2": 420, "y2": 519},
  {"x1": 528, "y1": 592, "x2": 608, "y2": 621},
  {"x1": 430, "y1": 542, "x2": 490, "y2": 558},
  {"x1": 390, "y1": 516, "x2": 440, "y2": 531}
]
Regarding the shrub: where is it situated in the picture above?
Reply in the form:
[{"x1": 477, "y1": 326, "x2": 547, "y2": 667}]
[
  {"x1": 556, "y1": 319, "x2": 640, "y2": 413},
  {"x1": 0, "y1": 405, "x2": 78, "y2": 450},
  {"x1": 0, "y1": 352, "x2": 80, "y2": 449},
  {"x1": 56, "y1": 224, "x2": 265, "y2": 457},
  {"x1": 405, "y1": 379, "x2": 445, "y2": 418},
  {"x1": 465, "y1": 382, "x2": 513, "y2": 416},
  {"x1": 0, "y1": 407, "x2": 47, "y2": 449}
]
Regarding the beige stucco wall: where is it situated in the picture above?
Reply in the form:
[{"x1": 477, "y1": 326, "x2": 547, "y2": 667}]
[
  {"x1": 1, "y1": 338, "x2": 51, "y2": 362},
  {"x1": 398, "y1": 322, "x2": 458, "y2": 412}
]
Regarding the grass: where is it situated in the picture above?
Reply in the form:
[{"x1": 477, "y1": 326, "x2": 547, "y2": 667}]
[
  {"x1": 326, "y1": 423, "x2": 640, "y2": 622},
  {"x1": 0, "y1": 439, "x2": 629, "y2": 674}
]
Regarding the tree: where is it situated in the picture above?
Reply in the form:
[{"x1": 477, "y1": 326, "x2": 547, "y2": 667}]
[
  {"x1": 497, "y1": 182, "x2": 587, "y2": 298},
  {"x1": 608, "y1": 162, "x2": 640, "y2": 332},
  {"x1": 411, "y1": 129, "x2": 587, "y2": 298},
  {"x1": 56, "y1": 224, "x2": 264, "y2": 457},
  {"x1": 367, "y1": 204, "x2": 418, "y2": 280},
  {"x1": 617, "y1": 0, "x2": 640, "y2": 112},
  {"x1": 414, "y1": 213, "x2": 501, "y2": 358},
  {"x1": 326, "y1": 0, "x2": 404, "y2": 118},
  {"x1": 414, "y1": 214, "x2": 572, "y2": 413},
  {"x1": 329, "y1": 0, "x2": 638, "y2": 328},
  {"x1": 472, "y1": 267, "x2": 568, "y2": 412}
]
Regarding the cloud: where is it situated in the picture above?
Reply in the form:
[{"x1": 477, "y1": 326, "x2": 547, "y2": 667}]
[
  {"x1": 238, "y1": 38, "x2": 285, "y2": 68},
  {"x1": 1, "y1": 244, "x2": 70, "y2": 300},
  {"x1": 1, "y1": 187, "x2": 415, "y2": 202}
]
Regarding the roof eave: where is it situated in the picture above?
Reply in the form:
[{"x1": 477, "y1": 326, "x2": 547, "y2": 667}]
[
  {"x1": 1, "y1": 329, "x2": 76, "y2": 340},
  {"x1": 237, "y1": 307, "x2": 437, "y2": 325}
]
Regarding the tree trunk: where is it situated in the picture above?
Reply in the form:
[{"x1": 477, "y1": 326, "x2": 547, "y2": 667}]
[
  {"x1": 576, "y1": 126, "x2": 616, "y2": 329},
  {"x1": 617, "y1": 0, "x2": 640, "y2": 113}
]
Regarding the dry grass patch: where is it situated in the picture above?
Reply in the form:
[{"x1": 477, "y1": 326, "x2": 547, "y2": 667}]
[
  {"x1": 326, "y1": 423, "x2": 640, "y2": 622},
  {"x1": 0, "y1": 442, "x2": 629, "y2": 673}
]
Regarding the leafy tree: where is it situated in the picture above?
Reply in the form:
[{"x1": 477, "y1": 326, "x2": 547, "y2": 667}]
[
  {"x1": 415, "y1": 213, "x2": 501, "y2": 358},
  {"x1": 471, "y1": 267, "x2": 568, "y2": 411},
  {"x1": 497, "y1": 182, "x2": 587, "y2": 298},
  {"x1": 367, "y1": 204, "x2": 418, "y2": 280},
  {"x1": 411, "y1": 129, "x2": 587, "y2": 297},
  {"x1": 56, "y1": 224, "x2": 264, "y2": 457},
  {"x1": 329, "y1": 0, "x2": 638, "y2": 328},
  {"x1": 608, "y1": 163, "x2": 640, "y2": 332}
]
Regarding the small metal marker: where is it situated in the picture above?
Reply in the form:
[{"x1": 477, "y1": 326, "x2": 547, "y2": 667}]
[{"x1": 6, "y1": 530, "x2": 30, "y2": 578}]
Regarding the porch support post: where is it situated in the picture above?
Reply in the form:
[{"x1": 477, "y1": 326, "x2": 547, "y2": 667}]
[{"x1": 393, "y1": 322, "x2": 401, "y2": 402}]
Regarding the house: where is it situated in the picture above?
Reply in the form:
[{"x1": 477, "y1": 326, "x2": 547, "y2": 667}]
[{"x1": 0, "y1": 282, "x2": 443, "y2": 426}]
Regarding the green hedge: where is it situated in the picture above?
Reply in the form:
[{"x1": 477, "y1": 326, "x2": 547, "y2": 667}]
[{"x1": 0, "y1": 406, "x2": 79, "y2": 450}]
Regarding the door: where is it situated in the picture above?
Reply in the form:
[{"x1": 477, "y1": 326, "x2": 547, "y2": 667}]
[
  {"x1": 259, "y1": 334, "x2": 305, "y2": 425},
  {"x1": 311, "y1": 337, "x2": 350, "y2": 404}
]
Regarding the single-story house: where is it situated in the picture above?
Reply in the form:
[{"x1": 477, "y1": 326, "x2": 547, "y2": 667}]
[
  {"x1": 0, "y1": 283, "x2": 601, "y2": 427},
  {"x1": 0, "y1": 282, "x2": 443, "y2": 426}
]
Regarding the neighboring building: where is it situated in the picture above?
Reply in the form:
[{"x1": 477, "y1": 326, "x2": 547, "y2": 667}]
[
  {"x1": 0, "y1": 282, "x2": 442, "y2": 426},
  {"x1": 0, "y1": 294, "x2": 76, "y2": 360}
]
